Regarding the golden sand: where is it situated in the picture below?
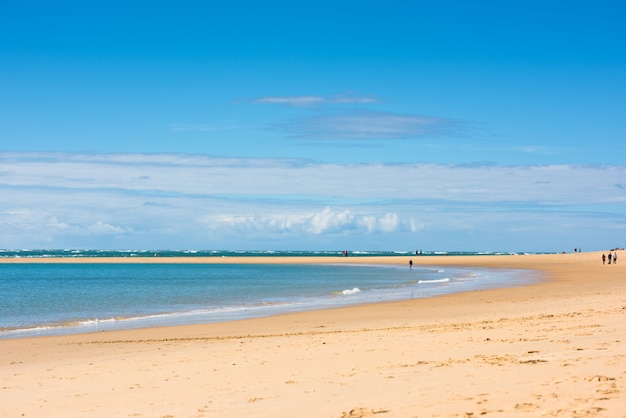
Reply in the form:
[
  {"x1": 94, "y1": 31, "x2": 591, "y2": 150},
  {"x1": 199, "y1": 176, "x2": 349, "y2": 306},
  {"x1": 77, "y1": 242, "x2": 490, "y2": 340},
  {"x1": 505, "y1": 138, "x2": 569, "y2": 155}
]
[{"x1": 1, "y1": 252, "x2": 624, "y2": 417}]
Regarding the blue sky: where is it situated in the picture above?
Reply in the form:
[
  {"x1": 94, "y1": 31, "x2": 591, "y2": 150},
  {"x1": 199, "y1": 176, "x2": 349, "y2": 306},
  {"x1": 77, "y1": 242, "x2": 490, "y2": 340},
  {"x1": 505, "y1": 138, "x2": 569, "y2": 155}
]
[{"x1": 1, "y1": 0, "x2": 625, "y2": 252}]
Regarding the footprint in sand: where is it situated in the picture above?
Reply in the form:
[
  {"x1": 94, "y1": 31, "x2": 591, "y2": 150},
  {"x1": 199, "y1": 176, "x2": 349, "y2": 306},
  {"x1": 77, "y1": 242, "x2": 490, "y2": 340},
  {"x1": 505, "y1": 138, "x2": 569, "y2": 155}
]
[
  {"x1": 587, "y1": 375, "x2": 614, "y2": 382},
  {"x1": 339, "y1": 407, "x2": 389, "y2": 417},
  {"x1": 514, "y1": 402, "x2": 539, "y2": 412}
]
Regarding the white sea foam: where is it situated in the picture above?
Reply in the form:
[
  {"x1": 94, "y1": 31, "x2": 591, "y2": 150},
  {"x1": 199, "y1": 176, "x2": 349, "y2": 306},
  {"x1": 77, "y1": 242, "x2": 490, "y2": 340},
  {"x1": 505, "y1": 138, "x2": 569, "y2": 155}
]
[
  {"x1": 342, "y1": 287, "x2": 361, "y2": 295},
  {"x1": 418, "y1": 278, "x2": 450, "y2": 284},
  {"x1": 78, "y1": 318, "x2": 116, "y2": 326}
]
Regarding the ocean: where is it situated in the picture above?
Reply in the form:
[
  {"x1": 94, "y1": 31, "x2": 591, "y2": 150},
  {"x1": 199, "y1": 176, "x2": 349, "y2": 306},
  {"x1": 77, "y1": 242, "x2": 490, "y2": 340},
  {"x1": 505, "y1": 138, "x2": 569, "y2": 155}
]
[{"x1": 0, "y1": 250, "x2": 539, "y2": 339}]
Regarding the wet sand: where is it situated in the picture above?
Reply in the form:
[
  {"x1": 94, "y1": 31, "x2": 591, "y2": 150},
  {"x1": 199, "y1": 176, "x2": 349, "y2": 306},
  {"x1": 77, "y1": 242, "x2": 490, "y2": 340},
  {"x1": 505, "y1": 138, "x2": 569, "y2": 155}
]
[{"x1": 1, "y1": 251, "x2": 624, "y2": 417}]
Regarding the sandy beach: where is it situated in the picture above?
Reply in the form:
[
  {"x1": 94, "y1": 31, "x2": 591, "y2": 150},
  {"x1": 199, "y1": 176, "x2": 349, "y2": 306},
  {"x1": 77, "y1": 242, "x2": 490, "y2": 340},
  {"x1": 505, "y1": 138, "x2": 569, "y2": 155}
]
[{"x1": 1, "y1": 252, "x2": 624, "y2": 417}]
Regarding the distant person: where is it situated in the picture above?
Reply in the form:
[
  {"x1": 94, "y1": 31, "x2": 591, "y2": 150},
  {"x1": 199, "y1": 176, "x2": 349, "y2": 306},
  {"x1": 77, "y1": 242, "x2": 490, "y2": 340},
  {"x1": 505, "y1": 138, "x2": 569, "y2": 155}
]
[
  {"x1": 602, "y1": 253, "x2": 606, "y2": 265},
  {"x1": 608, "y1": 252, "x2": 612, "y2": 265},
  {"x1": 614, "y1": 252, "x2": 617, "y2": 264},
  {"x1": 409, "y1": 259, "x2": 413, "y2": 269}
]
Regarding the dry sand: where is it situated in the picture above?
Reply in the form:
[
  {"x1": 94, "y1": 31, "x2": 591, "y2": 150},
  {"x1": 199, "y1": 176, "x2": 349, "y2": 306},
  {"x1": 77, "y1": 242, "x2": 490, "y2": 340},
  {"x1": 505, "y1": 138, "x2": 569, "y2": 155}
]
[{"x1": 1, "y1": 252, "x2": 624, "y2": 417}]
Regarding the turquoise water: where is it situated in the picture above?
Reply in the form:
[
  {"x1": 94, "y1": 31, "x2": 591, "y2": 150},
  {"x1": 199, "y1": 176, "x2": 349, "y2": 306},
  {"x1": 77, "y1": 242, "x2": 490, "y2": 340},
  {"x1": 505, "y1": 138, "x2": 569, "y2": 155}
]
[{"x1": 0, "y1": 251, "x2": 539, "y2": 339}]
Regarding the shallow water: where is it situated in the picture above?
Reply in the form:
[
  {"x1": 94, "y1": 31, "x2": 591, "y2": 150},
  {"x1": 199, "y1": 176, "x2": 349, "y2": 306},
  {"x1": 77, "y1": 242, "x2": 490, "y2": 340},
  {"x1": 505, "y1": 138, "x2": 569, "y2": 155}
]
[{"x1": 0, "y1": 260, "x2": 538, "y2": 339}]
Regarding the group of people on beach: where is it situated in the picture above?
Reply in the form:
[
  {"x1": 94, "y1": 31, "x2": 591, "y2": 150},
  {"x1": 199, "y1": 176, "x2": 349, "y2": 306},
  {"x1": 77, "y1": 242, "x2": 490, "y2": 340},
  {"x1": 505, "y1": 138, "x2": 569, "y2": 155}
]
[{"x1": 602, "y1": 252, "x2": 618, "y2": 265}]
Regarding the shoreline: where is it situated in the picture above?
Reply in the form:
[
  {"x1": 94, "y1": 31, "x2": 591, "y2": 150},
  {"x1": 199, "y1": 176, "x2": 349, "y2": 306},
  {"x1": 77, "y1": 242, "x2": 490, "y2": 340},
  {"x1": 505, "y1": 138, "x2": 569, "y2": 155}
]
[
  {"x1": 1, "y1": 257, "x2": 538, "y2": 339},
  {"x1": 2, "y1": 251, "x2": 624, "y2": 417}
]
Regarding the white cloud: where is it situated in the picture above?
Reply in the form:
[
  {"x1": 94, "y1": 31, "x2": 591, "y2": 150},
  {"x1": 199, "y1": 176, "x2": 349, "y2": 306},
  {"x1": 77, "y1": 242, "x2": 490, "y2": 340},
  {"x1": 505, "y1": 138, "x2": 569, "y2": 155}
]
[
  {"x1": 368, "y1": 213, "x2": 400, "y2": 232},
  {"x1": 169, "y1": 123, "x2": 239, "y2": 132},
  {"x1": 85, "y1": 221, "x2": 134, "y2": 235},
  {"x1": 307, "y1": 207, "x2": 355, "y2": 234},
  {"x1": 253, "y1": 94, "x2": 377, "y2": 107},
  {"x1": 252, "y1": 94, "x2": 455, "y2": 140},
  {"x1": 0, "y1": 152, "x2": 625, "y2": 250},
  {"x1": 333, "y1": 95, "x2": 377, "y2": 104},
  {"x1": 254, "y1": 96, "x2": 326, "y2": 106},
  {"x1": 1, "y1": 152, "x2": 624, "y2": 205},
  {"x1": 513, "y1": 145, "x2": 555, "y2": 154},
  {"x1": 280, "y1": 110, "x2": 462, "y2": 140},
  {"x1": 204, "y1": 208, "x2": 415, "y2": 236}
]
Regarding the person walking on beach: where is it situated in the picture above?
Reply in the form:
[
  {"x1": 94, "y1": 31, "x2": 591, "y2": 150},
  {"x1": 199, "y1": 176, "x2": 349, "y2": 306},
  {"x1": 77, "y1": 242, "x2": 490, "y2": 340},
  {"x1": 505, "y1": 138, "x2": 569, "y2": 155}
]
[
  {"x1": 608, "y1": 252, "x2": 612, "y2": 265},
  {"x1": 602, "y1": 253, "x2": 606, "y2": 265},
  {"x1": 613, "y1": 252, "x2": 617, "y2": 264},
  {"x1": 409, "y1": 259, "x2": 413, "y2": 269}
]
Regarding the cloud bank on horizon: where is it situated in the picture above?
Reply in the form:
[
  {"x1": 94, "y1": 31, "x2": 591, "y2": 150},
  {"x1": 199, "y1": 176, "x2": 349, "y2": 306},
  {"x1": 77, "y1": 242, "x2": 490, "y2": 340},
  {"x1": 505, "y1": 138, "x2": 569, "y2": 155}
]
[
  {"x1": 0, "y1": 1, "x2": 625, "y2": 252},
  {"x1": 1, "y1": 152, "x2": 624, "y2": 251}
]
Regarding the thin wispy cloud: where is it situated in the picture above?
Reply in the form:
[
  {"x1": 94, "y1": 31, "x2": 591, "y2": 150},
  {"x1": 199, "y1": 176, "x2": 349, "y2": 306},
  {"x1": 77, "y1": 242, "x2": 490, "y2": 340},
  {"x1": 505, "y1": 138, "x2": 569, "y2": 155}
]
[
  {"x1": 254, "y1": 96, "x2": 326, "y2": 107},
  {"x1": 253, "y1": 94, "x2": 377, "y2": 107},
  {"x1": 1, "y1": 152, "x2": 623, "y2": 203},
  {"x1": 252, "y1": 93, "x2": 461, "y2": 141},
  {"x1": 169, "y1": 123, "x2": 239, "y2": 132},
  {"x1": 513, "y1": 145, "x2": 556, "y2": 155},
  {"x1": 279, "y1": 110, "x2": 463, "y2": 140}
]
